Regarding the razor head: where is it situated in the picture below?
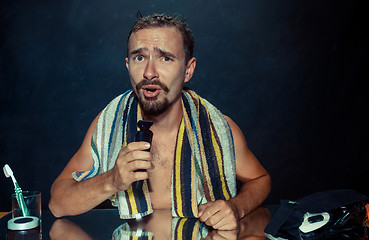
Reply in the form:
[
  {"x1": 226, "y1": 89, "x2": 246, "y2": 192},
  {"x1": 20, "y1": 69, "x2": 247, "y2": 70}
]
[{"x1": 137, "y1": 120, "x2": 153, "y2": 131}]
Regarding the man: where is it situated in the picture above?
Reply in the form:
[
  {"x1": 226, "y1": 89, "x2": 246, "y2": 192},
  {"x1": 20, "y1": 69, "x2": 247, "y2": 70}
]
[{"x1": 49, "y1": 13, "x2": 271, "y2": 230}]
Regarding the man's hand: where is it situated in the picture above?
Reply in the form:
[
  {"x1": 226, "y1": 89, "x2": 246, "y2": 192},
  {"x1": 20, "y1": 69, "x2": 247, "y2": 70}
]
[
  {"x1": 203, "y1": 228, "x2": 238, "y2": 240},
  {"x1": 110, "y1": 141, "x2": 153, "y2": 192},
  {"x1": 198, "y1": 200, "x2": 240, "y2": 230}
]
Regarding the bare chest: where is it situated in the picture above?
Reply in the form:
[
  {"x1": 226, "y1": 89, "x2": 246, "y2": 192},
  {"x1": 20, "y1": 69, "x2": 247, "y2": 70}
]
[
  {"x1": 148, "y1": 136, "x2": 176, "y2": 208},
  {"x1": 149, "y1": 139, "x2": 175, "y2": 186}
]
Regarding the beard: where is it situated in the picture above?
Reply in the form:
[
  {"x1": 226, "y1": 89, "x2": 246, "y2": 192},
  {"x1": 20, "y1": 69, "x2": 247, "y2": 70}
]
[
  {"x1": 135, "y1": 79, "x2": 172, "y2": 116},
  {"x1": 138, "y1": 94, "x2": 171, "y2": 116}
]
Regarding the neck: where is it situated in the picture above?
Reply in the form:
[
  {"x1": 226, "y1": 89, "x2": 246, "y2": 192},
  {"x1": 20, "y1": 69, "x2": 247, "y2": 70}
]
[{"x1": 142, "y1": 97, "x2": 183, "y2": 133}]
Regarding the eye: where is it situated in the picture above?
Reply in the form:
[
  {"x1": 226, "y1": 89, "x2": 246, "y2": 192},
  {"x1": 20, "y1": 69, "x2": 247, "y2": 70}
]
[
  {"x1": 162, "y1": 56, "x2": 172, "y2": 62},
  {"x1": 134, "y1": 55, "x2": 144, "y2": 62}
]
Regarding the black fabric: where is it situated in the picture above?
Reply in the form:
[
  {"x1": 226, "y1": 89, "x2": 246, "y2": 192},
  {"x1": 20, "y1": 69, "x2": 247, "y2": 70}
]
[
  {"x1": 300, "y1": 201, "x2": 368, "y2": 240},
  {"x1": 265, "y1": 189, "x2": 369, "y2": 239}
]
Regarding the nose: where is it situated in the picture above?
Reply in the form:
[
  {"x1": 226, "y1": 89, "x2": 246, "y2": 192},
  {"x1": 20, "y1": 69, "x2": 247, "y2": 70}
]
[{"x1": 143, "y1": 60, "x2": 159, "y2": 80}]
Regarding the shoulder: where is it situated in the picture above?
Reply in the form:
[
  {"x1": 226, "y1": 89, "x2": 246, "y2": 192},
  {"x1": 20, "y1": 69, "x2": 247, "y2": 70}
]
[
  {"x1": 105, "y1": 90, "x2": 134, "y2": 111},
  {"x1": 223, "y1": 115, "x2": 247, "y2": 144},
  {"x1": 97, "y1": 90, "x2": 135, "y2": 122}
]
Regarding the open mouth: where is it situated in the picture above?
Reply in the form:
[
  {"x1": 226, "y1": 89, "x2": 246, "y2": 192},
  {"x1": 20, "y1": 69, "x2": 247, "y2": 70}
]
[{"x1": 142, "y1": 85, "x2": 161, "y2": 98}]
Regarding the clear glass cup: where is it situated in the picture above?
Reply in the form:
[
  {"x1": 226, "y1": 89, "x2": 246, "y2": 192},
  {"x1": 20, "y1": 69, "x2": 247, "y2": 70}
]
[{"x1": 11, "y1": 191, "x2": 41, "y2": 221}]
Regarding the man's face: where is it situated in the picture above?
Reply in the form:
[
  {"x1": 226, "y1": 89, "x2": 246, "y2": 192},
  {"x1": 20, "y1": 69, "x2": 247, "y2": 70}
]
[{"x1": 126, "y1": 27, "x2": 195, "y2": 116}]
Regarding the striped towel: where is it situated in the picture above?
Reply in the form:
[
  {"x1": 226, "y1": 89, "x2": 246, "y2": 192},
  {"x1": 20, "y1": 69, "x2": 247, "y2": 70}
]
[
  {"x1": 111, "y1": 217, "x2": 208, "y2": 240},
  {"x1": 112, "y1": 223, "x2": 153, "y2": 240},
  {"x1": 73, "y1": 89, "x2": 236, "y2": 219},
  {"x1": 172, "y1": 218, "x2": 208, "y2": 239}
]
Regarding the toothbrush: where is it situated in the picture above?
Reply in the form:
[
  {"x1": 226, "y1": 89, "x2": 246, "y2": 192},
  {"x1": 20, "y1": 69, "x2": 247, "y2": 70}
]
[{"x1": 3, "y1": 164, "x2": 29, "y2": 216}]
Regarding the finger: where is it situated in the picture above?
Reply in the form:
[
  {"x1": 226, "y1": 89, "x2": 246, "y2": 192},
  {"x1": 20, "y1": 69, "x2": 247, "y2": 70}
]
[
  {"x1": 115, "y1": 148, "x2": 152, "y2": 169},
  {"x1": 198, "y1": 201, "x2": 214, "y2": 218},
  {"x1": 212, "y1": 215, "x2": 238, "y2": 230},
  {"x1": 134, "y1": 141, "x2": 151, "y2": 150},
  {"x1": 127, "y1": 159, "x2": 154, "y2": 172},
  {"x1": 204, "y1": 210, "x2": 224, "y2": 228},
  {"x1": 199, "y1": 202, "x2": 220, "y2": 223},
  {"x1": 209, "y1": 231, "x2": 229, "y2": 240},
  {"x1": 131, "y1": 170, "x2": 150, "y2": 181},
  {"x1": 204, "y1": 230, "x2": 220, "y2": 240},
  {"x1": 215, "y1": 222, "x2": 237, "y2": 231},
  {"x1": 125, "y1": 150, "x2": 152, "y2": 163},
  {"x1": 198, "y1": 203, "x2": 207, "y2": 217},
  {"x1": 115, "y1": 153, "x2": 152, "y2": 174},
  {"x1": 211, "y1": 216, "x2": 228, "y2": 230},
  {"x1": 214, "y1": 230, "x2": 238, "y2": 239},
  {"x1": 120, "y1": 142, "x2": 151, "y2": 155}
]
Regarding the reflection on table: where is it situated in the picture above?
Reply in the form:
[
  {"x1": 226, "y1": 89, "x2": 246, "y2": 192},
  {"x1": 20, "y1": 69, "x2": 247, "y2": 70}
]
[{"x1": 49, "y1": 207, "x2": 270, "y2": 240}]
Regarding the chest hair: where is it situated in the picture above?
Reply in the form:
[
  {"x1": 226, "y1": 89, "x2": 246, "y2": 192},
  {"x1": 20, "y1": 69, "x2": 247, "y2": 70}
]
[{"x1": 148, "y1": 135, "x2": 176, "y2": 192}]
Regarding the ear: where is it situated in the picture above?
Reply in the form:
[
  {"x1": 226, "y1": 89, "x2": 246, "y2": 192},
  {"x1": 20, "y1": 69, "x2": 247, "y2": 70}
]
[
  {"x1": 125, "y1": 58, "x2": 129, "y2": 70},
  {"x1": 184, "y1": 57, "x2": 196, "y2": 83}
]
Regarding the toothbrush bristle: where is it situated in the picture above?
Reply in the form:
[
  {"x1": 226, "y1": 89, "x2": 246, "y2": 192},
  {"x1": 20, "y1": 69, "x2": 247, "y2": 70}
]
[{"x1": 3, "y1": 164, "x2": 12, "y2": 178}]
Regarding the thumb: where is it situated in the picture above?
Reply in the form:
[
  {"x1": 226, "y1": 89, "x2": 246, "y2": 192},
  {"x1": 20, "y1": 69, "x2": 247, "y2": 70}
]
[
  {"x1": 198, "y1": 204, "x2": 205, "y2": 217},
  {"x1": 198, "y1": 201, "x2": 213, "y2": 217}
]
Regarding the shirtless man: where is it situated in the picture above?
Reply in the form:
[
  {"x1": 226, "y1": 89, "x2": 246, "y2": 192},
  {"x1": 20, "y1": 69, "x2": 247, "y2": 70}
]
[{"x1": 49, "y1": 13, "x2": 271, "y2": 230}]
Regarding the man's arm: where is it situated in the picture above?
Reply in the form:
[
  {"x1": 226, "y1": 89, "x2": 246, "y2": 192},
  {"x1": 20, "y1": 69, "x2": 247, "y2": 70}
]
[
  {"x1": 198, "y1": 116, "x2": 271, "y2": 230},
  {"x1": 49, "y1": 114, "x2": 153, "y2": 217}
]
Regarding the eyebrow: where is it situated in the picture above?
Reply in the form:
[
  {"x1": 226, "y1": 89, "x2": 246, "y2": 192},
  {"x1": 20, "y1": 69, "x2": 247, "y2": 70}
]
[
  {"x1": 129, "y1": 47, "x2": 177, "y2": 59},
  {"x1": 129, "y1": 47, "x2": 147, "y2": 56},
  {"x1": 155, "y1": 47, "x2": 177, "y2": 59}
]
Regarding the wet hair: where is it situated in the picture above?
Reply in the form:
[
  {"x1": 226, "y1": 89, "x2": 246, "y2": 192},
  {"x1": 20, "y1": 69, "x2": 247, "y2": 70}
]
[{"x1": 127, "y1": 13, "x2": 194, "y2": 64}]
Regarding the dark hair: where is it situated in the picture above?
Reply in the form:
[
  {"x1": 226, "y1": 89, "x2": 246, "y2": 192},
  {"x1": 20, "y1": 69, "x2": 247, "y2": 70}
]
[{"x1": 127, "y1": 13, "x2": 194, "y2": 64}]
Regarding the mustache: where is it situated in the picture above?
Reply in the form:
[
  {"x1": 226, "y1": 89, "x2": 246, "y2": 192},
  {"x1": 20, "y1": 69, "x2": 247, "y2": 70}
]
[{"x1": 136, "y1": 79, "x2": 169, "y2": 93}]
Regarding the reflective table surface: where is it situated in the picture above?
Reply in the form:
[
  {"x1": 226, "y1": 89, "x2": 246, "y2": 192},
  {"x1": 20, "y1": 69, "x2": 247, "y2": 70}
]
[{"x1": 0, "y1": 206, "x2": 272, "y2": 239}]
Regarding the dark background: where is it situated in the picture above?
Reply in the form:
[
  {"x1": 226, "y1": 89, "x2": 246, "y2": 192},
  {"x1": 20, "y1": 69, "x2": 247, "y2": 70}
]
[{"x1": 1, "y1": 0, "x2": 368, "y2": 211}]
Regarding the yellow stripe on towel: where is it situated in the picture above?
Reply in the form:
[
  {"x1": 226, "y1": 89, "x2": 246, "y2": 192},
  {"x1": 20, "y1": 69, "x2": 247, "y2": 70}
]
[
  {"x1": 196, "y1": 98, "x2": 215, "y2": 201},
  {"x1": 210, "y1": 122, "x2": 230, "y2": 200},
  {"x1": 182, "y1": 104, "x2": 198, "y2": 217},
  {"x1": 200, "y1": 98, "x2": 230, "y2": 200},
  {"x1": 122, "y1": 108, "x2": 139, "y2": 216},
  {"x1": 143, "y1": 181, "x2": 152, "y2": 213},
  {"x1": 176, "y1": 218, "x2": 188, "y2": 240},
  {"x1": 127, "y1": 186, "x2": 138, "y2": 215},
  {"x1": 191, "y1": 220, "x2": 201, "y2": 240},
  {"x1": 175, "y1": 120, "x2": 186, "y2": 217}
]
